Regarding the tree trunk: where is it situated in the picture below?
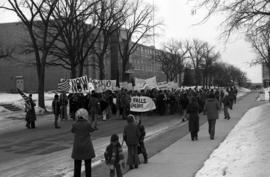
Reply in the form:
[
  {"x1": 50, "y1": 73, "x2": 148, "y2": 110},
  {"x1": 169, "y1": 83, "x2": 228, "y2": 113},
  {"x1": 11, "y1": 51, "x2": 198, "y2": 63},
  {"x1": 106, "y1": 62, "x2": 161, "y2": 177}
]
[
  {"x1": 71, "y1": 66, "x2": 77, "y2": 79},
  {"x1": 122, "y1": 54, "x2": 128, "y2": 82},
  {"x1": 37, "y1": 64, "x2": 45, "y2": 109},
  {"x1": 98, "y1": 55, "x2": 105, "y2": 80},
  {"x1": 78, "y1": 62, "x2": 84, "y2": 77}
]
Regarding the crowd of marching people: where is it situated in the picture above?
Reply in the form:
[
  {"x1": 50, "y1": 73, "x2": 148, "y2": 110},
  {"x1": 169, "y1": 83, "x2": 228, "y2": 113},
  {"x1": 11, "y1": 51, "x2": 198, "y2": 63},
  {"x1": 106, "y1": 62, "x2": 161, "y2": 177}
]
[
  {"x1": 50, "y1": 86, "x2": 238, "y2": 128},
  {"x1": 25, "y1": 86, "x2": 238, "y2": 177}
]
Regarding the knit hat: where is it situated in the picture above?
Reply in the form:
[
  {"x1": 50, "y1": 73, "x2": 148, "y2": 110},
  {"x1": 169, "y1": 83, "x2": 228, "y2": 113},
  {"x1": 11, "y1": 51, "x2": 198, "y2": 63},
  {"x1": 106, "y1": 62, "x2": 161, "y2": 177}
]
[
  {"x1": 75, "y1": 108, "x2": 89, "y2": 120},
  {"x1": 110, "y1": 134, "x2": 119, "y2": 142},
  {"x1": 127, "y1": 114, "x2": 135, "y2": 123}
]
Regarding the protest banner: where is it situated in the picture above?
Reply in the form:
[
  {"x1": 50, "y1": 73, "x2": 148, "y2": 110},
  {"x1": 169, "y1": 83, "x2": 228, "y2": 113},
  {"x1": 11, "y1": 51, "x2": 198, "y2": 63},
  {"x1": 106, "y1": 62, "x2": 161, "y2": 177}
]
[
  {"x1": 89, "y1": 79, "x2": 116, "y2": 92},
  {"x1": 134, "y1": 76, "x2": 158, "y2": 90},
  {"x1": 145, "y1": 76, "x2": 158, "y2": 87},
  {"x1": 130, "y1": 96, "x2": 156, "y2": 112},
  {"x1": 69, "y1": 76, "x2": 89, "y2": 93},
  {"x1": 119, "y1": 82, "x2": 129, "y2": 89},
  {"x1": 135, "y1": 77, "x2": 146, "y2": 89}
]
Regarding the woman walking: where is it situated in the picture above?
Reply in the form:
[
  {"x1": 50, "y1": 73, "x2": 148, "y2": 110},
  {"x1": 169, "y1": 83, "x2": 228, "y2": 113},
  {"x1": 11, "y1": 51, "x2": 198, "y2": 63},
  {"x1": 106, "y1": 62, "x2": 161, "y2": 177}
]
[
  {"x1": 186, "y1": 96, "x2": 200, "y2": 141},
  {"x1": 71, "y1": 108, "x2": 97, "y2": 177},
  {"x1": 123, "y1": 114, "x2": 140, "y2": 169}
]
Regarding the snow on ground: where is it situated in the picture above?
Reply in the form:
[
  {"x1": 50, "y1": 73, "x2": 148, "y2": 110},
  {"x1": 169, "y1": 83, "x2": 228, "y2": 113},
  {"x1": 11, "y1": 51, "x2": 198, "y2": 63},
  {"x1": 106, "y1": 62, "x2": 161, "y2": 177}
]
[
  {"x1": 0, "y1": 106, "x2": 11, "y2": 113},
  {"x1": 195, "y1": 103, "x2": 270, "y2": 177},
  {"x1": 0, "y1": 92, "x2": 55, "y2": 113}
]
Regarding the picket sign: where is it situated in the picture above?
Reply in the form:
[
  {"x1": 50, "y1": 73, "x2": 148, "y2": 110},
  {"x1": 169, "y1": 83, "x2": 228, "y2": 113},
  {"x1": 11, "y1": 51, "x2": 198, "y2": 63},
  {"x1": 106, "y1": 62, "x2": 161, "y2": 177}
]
[
  {"x1": 130, "y1": 96, "x2": 156, "y2": 112},
  {"x1": 89, "y1": 79, "x2": 116, "y2": 93},
  {"x1": 69, "y1": 76, "x2": 89, "y2": 93},
  {"x1": 58, "y1": 76, "x2": 118, "y2": 93},
  {"x1": 134, "y1": 76, "x2": 158, "y2": 90}
]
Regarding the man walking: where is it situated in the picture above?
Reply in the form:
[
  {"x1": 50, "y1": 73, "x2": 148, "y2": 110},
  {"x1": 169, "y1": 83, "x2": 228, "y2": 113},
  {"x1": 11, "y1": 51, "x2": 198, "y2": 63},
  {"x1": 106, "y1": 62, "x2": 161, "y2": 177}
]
[
  {"x1": 222, "y1": 92, "x2": 232, "y2": 120},
  {"x1": 52, "y1": 94, "x2": 61, "y2": 129},
  {"x1": 204, "y1": 93, "x2": 220, "y2": 140}
]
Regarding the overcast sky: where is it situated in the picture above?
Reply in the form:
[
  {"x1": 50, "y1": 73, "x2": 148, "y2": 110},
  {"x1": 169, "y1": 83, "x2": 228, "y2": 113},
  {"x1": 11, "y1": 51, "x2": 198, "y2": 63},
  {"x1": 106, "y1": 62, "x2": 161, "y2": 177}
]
[
  {"x1": 148, "y1": 0, "x2": 262, "y2": 83},
  {"x1": 0, "y1": 0, "x2": 262, "y2": 83}
]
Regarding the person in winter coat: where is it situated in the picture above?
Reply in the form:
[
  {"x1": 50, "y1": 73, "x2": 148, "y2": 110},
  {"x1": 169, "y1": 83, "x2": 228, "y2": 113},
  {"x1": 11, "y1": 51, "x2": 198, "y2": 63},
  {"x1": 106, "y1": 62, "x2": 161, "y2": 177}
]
[
  {"x1": 25, "y1": 94, "x2": 36, "y2": 129},
  {"x1": 186, "y1": 96, "x2": 200, "y2": 141},
  {"x1": 88, "y1": 91, "x2": 100, "y2": 129},
  {"x1": 136, "y1": 117, "x2": 148, "y2": 163},
  {"x1": 120, "y1": 90, "x2": 131, "y2": 120},
  {"x1": 100, "y1": 94, "x2": 109, "y2": 121},
  {"x1": 71, "y1": 108, "x2": 97, "y2": 177},
  {"x1": 52, "y1": 94, "x2": 61, "y2": 128},
  {"x1": 123, "y1": 114, "x2": 140, "y2": 169},
  {"x1": 59, "y1": 92, "x2": 68, "y2": 120},
  {"x1": 204, "y1": 93, "x2": 220, "y2": 140},
  {"x1": 104, "y1": 134, "x2": 125, "y2": 177},
  {"x1": 222, "y1": 92, "x2": 232, "y2": 120}
]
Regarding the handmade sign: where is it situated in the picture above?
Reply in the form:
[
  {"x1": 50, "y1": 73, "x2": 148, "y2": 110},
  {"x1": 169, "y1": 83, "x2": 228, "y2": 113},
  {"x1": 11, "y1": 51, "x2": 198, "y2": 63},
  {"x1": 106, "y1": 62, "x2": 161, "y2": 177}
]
[
  {"x1": 130, "y1": 96, "x2": 156, "y2": 112},
  {"x1": 134, "y1": 76, "x2": 158, "y2": 90},
  {"x1": 89, "y1": 79, "x2": 116, "y2": 92},
  {"x1": 69, "y1": 76, "x2": 89, "y2": 93}
]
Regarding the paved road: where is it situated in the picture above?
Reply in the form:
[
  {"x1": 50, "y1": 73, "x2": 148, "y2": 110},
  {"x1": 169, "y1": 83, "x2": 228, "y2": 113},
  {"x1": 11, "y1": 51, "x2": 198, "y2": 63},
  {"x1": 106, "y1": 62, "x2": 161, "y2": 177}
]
[{"x1": 0, "y1": 109, "x2": 187, "y2": 177}]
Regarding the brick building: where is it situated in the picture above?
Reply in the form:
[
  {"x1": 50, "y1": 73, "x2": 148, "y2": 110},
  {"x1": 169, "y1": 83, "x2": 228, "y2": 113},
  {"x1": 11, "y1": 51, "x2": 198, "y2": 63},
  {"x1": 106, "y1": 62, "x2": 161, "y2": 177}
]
[{"x1": 0, "y1": 22, "x2": 165, "y2": 92}]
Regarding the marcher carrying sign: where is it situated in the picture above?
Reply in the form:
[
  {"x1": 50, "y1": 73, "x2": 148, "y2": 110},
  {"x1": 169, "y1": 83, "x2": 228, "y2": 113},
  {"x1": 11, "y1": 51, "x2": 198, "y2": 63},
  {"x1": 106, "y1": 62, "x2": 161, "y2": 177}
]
[{"x1": 130, "y1": 96, "x2": 156, "y2": 112}]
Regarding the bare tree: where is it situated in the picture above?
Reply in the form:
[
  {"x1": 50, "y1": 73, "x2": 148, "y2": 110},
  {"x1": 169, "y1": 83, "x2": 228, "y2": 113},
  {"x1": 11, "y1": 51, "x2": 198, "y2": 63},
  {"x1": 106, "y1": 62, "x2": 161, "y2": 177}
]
[
  {"x1": 118, "y1": 0, "x2": 161, "y2": 81},
  {"x1": 193, "y1": 0, "x2": 270, "y2": 38},
  {"x1": 44, "y1": 0, "x2": 102, "y2": 78},
  {"x1": 186, "y1": 39, "x2": 207, "y2": 86},
  {"x1": 0, "y1": 0, "x2": 67, "y2": 108},
  {"x1": 93, "y1": 0, "x2": 128, "y2": 80},
  {"x1": 157, "y1": 39, "x2": 189, "y2": 83},
  {"x1": 246, "y1": 29, "x2": 270, "y2": 80},
  {"x1": 201, "y1": 43, "x2": 220, "y2": 88}
]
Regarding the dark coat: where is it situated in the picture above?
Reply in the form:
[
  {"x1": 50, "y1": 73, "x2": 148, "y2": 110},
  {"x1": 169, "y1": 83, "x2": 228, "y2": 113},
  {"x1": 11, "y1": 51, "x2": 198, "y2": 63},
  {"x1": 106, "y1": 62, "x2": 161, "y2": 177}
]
[
  {"x1": 123, "y1": 123, "x2": 140, "y2": 146},
  {"x1": 186, "y1": 102, "x2": 200, "y2": 133},
  {"x1": 137, "y1": 123, "x2": 146, "y2": 142},
  {"x1": 52, "y1": 99, "x2": 61, "y2": 116},
  {"x1": 104, "y1": 143, "x2": 124, "y2": 165},
  {"x1": 71, "y1": 119, "x2": 96, "y2": 160},
  {"x1": 88, "y1": 96, "x2": 100, "y2": 114},
  {"x1": 25, "y1": 99, "x2": 36, "y2": 122},
  {"x1": 204, "y1": 98, "x2": 220, "y2": 120},
  {"x1": 223, "y1": 95, "x2": 232, "y2": 109},
  {"x1": 100, "y1": 99, "x2": 108, "y2": 112}
]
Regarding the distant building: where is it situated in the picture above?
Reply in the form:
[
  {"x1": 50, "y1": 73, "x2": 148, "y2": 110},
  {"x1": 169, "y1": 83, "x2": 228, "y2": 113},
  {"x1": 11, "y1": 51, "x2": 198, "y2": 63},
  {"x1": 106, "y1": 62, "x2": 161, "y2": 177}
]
[
  {"x1": 0, "y1": 22, "x2": 166, "y2": 92},
  {"x1": 262, "y1": 63, "x2": 270, "y2": 87}
]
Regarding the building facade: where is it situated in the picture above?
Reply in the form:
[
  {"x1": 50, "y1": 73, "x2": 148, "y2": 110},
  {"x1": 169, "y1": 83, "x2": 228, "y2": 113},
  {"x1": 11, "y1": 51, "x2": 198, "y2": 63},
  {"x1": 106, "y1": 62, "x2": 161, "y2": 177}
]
[{"x1": 0, "y1": 22, "x2": 166, "y2": 92}]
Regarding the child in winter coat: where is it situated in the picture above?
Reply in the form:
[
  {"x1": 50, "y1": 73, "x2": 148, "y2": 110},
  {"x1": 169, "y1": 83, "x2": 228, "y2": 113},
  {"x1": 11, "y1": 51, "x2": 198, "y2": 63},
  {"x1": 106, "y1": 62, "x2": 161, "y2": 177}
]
[{"x1": 104, "y1": 134, "x2": 125, "y2": 177}]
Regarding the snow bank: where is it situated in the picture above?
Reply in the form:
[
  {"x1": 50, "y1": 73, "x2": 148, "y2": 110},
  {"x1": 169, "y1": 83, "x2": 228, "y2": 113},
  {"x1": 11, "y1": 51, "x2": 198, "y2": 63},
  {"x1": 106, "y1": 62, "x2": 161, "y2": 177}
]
[{"x1": 195, "y1": 104, "x2": 270, "y2": 177}]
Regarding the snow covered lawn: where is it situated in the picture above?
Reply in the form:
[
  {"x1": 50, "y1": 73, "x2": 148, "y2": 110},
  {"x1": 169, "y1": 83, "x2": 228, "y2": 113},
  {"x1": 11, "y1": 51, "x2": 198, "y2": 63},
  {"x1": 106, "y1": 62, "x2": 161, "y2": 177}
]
[
  {"x1": 195, "y1": 103, "x2": 270, "y2": 177},
  {"x1": 0, "y1": 92, "x2": 55, "y2": 113}
]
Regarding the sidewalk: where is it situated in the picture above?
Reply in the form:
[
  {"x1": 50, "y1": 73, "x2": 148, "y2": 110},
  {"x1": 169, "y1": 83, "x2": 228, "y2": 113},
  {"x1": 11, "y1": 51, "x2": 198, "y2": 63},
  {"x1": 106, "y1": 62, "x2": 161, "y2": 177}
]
[
  {"x1": 124, "y1": 92, "x2": 263, "y2": 177},
  {"x1": 195, "y1": 103, "x2": 270, "y2": 177}
]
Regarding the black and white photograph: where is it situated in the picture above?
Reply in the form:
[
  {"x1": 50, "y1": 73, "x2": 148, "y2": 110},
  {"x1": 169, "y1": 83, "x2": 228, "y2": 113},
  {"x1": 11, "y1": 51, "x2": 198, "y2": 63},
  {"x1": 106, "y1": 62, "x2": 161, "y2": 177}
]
[{"x1": 0, "y1": 0, "x2": 269, "y2": 177}]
